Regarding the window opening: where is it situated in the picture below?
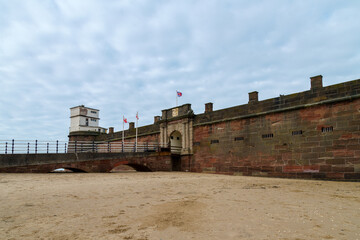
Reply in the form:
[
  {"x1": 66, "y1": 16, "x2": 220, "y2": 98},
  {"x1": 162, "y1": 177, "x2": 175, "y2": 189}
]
[
  {"x1": 262, "y1": 133, "x2": 274, "y2": 139},
  {"x1": 322, "y1": 126, "x2": 333, "y2": 132},
  {"x1": 234, "y1": 137, "x2": 244, "y2": 141},
  {"x1": 292, "y1": 130, "x2": 303, "y2": 136}
]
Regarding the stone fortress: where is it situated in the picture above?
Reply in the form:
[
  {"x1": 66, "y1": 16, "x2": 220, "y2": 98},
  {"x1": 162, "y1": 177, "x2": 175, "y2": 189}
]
[{"x1": 69, "y1": 75, "x2": 360, "y2": 180}]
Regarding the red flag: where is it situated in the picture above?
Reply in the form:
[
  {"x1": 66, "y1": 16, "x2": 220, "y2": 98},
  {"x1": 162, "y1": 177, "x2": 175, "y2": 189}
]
[
  {"x1": 123, "y1": 117, "x2": 128, "y2": 123},
  {"x1": 136, "y1": 112, "x2": 139, "y2": 120},
  {"x1": 177, "y1": 91, "x2": 182, "y2": 97}
]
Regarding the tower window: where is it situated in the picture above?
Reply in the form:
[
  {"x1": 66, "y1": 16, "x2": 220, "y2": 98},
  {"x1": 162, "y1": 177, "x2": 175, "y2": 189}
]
[
  {"x1": 211, "y1": 140, "x2": 219, "y2": 144},
  {"x1": 234, "y1": 137, "x2": 244, "y2": 141}
]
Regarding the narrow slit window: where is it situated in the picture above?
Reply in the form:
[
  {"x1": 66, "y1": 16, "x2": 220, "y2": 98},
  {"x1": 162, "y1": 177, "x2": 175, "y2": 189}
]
[
  {"x1": 211, "y1": 140, "x2": 219, "y2": 144},
  {"x1": 234, "y1": 137, "x2": 244, "y2": 141},
  {"x1": 322, "y1": 126, "x2": 333, "y2": 133},
  {"x1": 292, "y1": 130, "x2": 303, "y2": 136},
  {"x1": 262, "y1": 133, "x2": 274, "y2": 139}
]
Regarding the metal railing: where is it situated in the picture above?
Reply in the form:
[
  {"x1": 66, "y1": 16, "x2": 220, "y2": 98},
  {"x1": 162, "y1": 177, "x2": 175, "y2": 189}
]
[{"x1": 0, "y1": 140, "x2": 168, "y2": 154}]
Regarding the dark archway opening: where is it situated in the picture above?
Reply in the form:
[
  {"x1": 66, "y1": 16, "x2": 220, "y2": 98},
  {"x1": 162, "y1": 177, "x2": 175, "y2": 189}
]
[
  {"x1": 110, "y1": 164, "x2": 152, "y2": 173},
  {"x1": 50, "y1": 168, "x2": 87, "y2": 173}
]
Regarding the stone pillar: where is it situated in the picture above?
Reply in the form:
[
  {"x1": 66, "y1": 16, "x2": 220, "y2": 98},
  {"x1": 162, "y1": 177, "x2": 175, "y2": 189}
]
[
  {"x1": 154, "y1": 116, "x2": 161, "y2": 123},
  {"x1": 248, "y1": 91, "x2": 258, "y2": 103},
  {"x1": 129, "y1": 122, "x2": 135, "y2": 129},
  {"x1": 108, "y1": 127, "x2": 114, "y2": 134},
  {"x1": 189, "y1": 119, "x2": 193, "y2": 154},
  {"x1": 205, "y1": 102, "x2": 213, "y2": 113},
  {"x1": 310, "y1": 75, "x2": 323, "y2": 90},
  {"x1": 182, "y1": 122, "x2": 186, "y2": 152},
  {"x1": 160, "y1": 125, "x2": 167, "y2": 147}
]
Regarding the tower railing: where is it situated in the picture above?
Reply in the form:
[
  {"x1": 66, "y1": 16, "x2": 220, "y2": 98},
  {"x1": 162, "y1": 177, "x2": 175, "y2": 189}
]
[{"x1": 0, "y1": 140, "x2": 168, "y2": 154}]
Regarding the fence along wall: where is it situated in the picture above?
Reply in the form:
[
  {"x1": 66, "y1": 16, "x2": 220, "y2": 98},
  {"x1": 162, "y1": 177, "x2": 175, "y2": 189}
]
[{"x1": 191, "y1": 76, "x2": 360, "y2": 180}]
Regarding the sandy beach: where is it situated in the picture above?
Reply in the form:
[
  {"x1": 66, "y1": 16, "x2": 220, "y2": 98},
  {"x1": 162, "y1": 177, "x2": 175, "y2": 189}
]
[{"x1": 1, "y1": 172, "x2": 359, "y2": 240}]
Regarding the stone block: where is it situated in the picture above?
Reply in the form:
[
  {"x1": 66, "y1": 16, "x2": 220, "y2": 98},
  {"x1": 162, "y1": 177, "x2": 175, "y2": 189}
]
[
  {"x1": 311, "y1": 173, "x2": 327, "y2": 179},
  {"x1": 344, "y1": 173, "x2": 360, "y2": 180},
  {"x1": 319, "y1": 165, "x2": 332, "y2": 172},
  {"x1": 325, "y1": 158, "x2": 345, "y2": 165},
  {"x1": 303, "y1": 165, "x2": 320, "y2": 172},
  {"x1": 283, "y1": 165, "x2": 303, "y2": 173},
  {"x1": 301, "y1": 152, "x2": 319, "y2": 160},
  {"x1": 353, "y1": 164, "x2": 360, "y2": 173},
  {"x1": 326, "y1": 172, "x2": 345, "y2": 179}
]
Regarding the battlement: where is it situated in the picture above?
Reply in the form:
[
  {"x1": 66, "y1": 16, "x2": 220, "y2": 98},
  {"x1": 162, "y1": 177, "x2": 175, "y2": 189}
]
[{"x1": 194, "y1": 76, "x2": 360, "y2": 126}]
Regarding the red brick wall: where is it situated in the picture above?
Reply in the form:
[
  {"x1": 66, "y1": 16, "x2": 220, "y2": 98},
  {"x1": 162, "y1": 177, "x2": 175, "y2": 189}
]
[
  {"x1": 69, "y1": 135, "x2": 97, "y2": 142},
  {"x1": 191, "y1": 98, "x2": 360, "y2": 180},
  {"x1": 0, "y1": 152, "x2": 172, "y2": 173}
]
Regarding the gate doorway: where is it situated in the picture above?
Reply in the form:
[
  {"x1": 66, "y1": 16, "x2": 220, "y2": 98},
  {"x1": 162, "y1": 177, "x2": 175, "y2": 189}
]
[{"x1": 171, "y1": 154, "x2": 181, "y2": 171}]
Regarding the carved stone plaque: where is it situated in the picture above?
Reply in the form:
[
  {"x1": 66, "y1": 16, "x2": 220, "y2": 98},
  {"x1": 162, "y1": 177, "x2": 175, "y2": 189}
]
[{"x1": 172, "y1": 108, "x2": 178, "y2": 117}]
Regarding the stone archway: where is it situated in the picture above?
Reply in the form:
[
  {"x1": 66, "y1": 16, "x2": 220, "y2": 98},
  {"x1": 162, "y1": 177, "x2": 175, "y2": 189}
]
[
  {"x1": 170, "y1": 130, "x2": 182, "y2": 154},
  {"x1": 159, "y1": 104, "x2": 194, "y2": 155}
]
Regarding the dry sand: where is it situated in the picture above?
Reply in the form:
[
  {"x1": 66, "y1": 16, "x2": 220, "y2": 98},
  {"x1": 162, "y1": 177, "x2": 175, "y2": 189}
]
[{"x1": 0, "y1": 172, "x2": 359, "y2": 240}]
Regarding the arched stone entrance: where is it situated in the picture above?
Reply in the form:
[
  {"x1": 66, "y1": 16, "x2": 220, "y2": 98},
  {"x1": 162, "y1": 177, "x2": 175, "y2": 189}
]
[
  {"x1": 159, "y1": 104, "x2": 194, "y2": 155},
  {"x1": 170, "y1": 130, "x2": 182, "y2": 154}
]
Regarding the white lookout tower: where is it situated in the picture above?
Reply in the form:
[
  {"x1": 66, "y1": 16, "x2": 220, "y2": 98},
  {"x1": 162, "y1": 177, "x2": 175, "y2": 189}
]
[{"x1": 69, "y1": 105, "x2": 107, "y2": 133}]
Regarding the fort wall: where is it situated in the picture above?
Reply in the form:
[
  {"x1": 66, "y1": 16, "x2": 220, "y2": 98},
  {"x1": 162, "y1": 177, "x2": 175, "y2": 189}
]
[
  {"x1": 73, "y1": 75, "x2": 360, "y2": 180},
  {"x1": 190, "y1": 76, "x2": 360, "y2": 179},
  {"x1": 191, "y1": 98, "x2": 360, "y2": 180}
]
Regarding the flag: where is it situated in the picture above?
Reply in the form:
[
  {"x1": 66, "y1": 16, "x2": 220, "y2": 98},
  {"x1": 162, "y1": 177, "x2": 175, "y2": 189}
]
[
  {"x1": 123, "y1": 117, "x2": 128, "y2": 123},
  {"x1": 177, "y1": 91, "x2": 182, "y2": 97},
  {"x1": 136, "y1": 112, "x2": 139, "y2": 120}
]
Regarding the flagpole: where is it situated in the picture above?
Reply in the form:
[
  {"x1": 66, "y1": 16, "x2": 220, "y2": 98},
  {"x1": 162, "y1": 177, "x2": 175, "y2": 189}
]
[
  {"x1": 122, "y1": 115, "x2": 124, "y2": 152},
  {"x1": 135, "y1": 112, "x2": 138, "y2": 152},
  {"x1": 176, "y1": 90, "x2": 178, "y2": 106}
]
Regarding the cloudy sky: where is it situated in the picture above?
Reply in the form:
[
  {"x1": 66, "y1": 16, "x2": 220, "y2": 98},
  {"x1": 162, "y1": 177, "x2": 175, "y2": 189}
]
[{"x1": 1, "y1": 0, "x2": 359, "y2": 140}]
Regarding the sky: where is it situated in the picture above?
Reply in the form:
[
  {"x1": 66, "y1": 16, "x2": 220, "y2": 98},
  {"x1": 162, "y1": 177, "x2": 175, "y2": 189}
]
[{"x1": 1, "y1": 0, "x2": 360, "y2": 141}]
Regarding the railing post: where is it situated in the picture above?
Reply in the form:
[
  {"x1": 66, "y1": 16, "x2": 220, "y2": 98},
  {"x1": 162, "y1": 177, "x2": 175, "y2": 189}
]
[
  {"x1": 27, "y1": 142, "x2": 30, "y2": 154},
  {"x1": 122, "y1": 142, "x2": 124, "y2": 153},
  {"x1": 75, "y1": 141, "x2": 77, "y2": 153},
  {"x1": 92, "y1": 141, "x2": 95, "y2": 152},
  {"x1": 5, "y1": 142, "x2": 7, "y2": 154},
  {"x1": 35, "y1": 140, "x2": 37, "y2": 154},
  {"x1": 56, "y1": 140, "x2": 58, "y2": 154},
  {"x1": 81, "y1": 143, "x2": 83, "y2": 152},
  {"x1": 11, "y1": 139, "x2": 14, "y2": 154},
  {"x1": 65, "y1": 143, "x2": 67, "y2": 153},
  {"x1": 107, "y1": 142, "x2": 111, "y2": 153},
  {"x1": 47, "y1": 143, "x2": 49, "y2": 154},
  {"x1": 146, "y1": 142, "x2": 148, "y2": 152}
]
